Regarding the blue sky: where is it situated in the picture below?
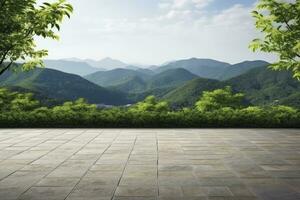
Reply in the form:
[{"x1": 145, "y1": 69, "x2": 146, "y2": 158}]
[
  {"x1": 37, "y1": 0, "x2": 276, "y2": 65},
  {"x1": 209, "y1": 0, "x2": 255, "y2": 10}
]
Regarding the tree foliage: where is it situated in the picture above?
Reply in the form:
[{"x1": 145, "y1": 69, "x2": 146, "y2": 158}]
[
  {"x1": 130, "y1": 96, "x2": 170, "y2": 112},
  {"x1": 0, "y1": 0, "x2": 73, "y2": 75},
  {"x1": 0, "y1": 88, "x2": 40, "y2": 111},
  {"x1": 195, "y1": 87, "x2": 245, "y2": 112},
  {"x1": 0, "y1": 88, "x2": 299, "y2": 128},
  {"x1": 249, "y1": 0, "x2": 300, "y2": 79}
]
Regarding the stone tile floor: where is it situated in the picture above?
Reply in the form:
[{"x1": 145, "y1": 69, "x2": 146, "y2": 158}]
[{"x1": 0, "y1": 129, "x2": 299, "y2": 200}]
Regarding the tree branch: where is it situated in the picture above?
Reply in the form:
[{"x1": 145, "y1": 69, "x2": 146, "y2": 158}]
[
  {"x1": 0, "y1": 61, "x2": 13, "y2": 76},
  {"x1": 0, "y1": 30, "x2": 33, "y2": 67},
  {"x1": 274, "y1": 2, "x2": 294, "y2": 31},
  {"x1": 0, "y1": 48, "x2": 11, "y2": 66},
  {"x1": 283, "y1": 18, "x2": 293, "y2": 31}
]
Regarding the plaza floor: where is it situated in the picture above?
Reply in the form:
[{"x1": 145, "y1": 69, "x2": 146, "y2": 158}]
[{"x1": 0, "y1": 129, "x2": 299, "y2": 200}]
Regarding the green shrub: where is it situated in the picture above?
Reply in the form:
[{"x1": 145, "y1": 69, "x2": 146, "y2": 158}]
[
  {"x1": 0, "y1": 88, "x2": 299, "y2": 128},
  {"x1": 195, "y1": 86, "x2": 246, "y2": 112}
]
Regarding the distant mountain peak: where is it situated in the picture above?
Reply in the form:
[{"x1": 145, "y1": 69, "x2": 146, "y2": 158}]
[
  {"x1": 100, "y1": 57, "x2": 118, "y2": 62},
  {"x1": 61, "y1": 57, "x2": 128, "y2": 70},
  {"x1": 233, "y1": 60, "x2": 269, "y2": 64},
  {"x1": 43, "y1": 59, "x2": 102, "y2": 76},
  {"x1": 154, "y1": 57, "x2": 231, "y2": 79},
  {"x1": 87, "y1": 57, "x2": 128, "y2": 70}
]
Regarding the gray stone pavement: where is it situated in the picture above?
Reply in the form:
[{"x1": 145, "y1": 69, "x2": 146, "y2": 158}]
[{"x1": 0, "y1": 129, "x2": 299, "y2": 200}]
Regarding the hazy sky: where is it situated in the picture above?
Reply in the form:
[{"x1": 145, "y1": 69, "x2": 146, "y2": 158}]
[{"x1": 36, "y1": 0, "x2": 277, "y2": 65}]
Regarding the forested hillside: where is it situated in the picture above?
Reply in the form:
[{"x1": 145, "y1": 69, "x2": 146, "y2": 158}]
[
  {"x1": 0, "y1": 68, "x2": 130, "y2": 105},
  {"x1": 164, "y1": 67, "x2": 300, "y2": 108},
  {"x1": 85, "y1": 68, "x2": 151, "y2": 87}
]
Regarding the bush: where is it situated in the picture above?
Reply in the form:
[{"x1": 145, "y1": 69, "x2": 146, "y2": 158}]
[
  {"x1": 195, "y1": 86, "x2": 246, "y2": 112},
  {"x1": 0, "y1": 89, "x2": 299, "y2": 128}
]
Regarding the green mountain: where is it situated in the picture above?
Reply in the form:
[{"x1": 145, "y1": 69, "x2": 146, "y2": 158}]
[
  {"x1": 163, "y1": 67, "x2": 300, "y2": 108},
  {"x1": 84, "y1": 68, "x2": 151, "y2": 87},
  {"x1": 154, "y1": 58, "x2": 270, "y2": 81},
  {"x1": 44, "y1": 60, "x2": 102, "y2": 76},
  {"x1": 163, "y1": 78, "x2": 223, "y2": 107},
  {"x1": 218, "y1": 60, "x2": 269, "y2": 80},
  {"x1": 0, "y1": 68, "x2": 130, "y2": 105},
  {"x1": 110, "y1": 76, "x2": 147, "y2": 93},
  {"x1": 136, "y1": 68, "x2": 155, "y2": 76},
  {"x1": 155, "y1": 58, "x2": 230, "y2": 79},
  {"x1": 280, "y1": 92, "x2": 300, "y2": 108},
  {"x1": 127, "y1": 87, "x2": 175, "y2": 103},
  {"x1": 109, "y1": 68, "x2": 198, "y2": 96},
  {"x1": 147, "y1": 68, "x2": 198, "y2": 89},
  {"x1": 226, "y1": 67, "x2": 300, "y2": 106}
]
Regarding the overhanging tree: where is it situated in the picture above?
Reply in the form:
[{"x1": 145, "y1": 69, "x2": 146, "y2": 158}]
[
  {"x1": 0, "y1": 0, "x2": 73, "y2": 75},
  {"x1": 249, "y1": 0, "x2": 300, "y2": 79}
]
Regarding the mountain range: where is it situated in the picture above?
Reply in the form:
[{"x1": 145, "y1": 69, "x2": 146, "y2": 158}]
[
  {"x1": 44, "y1": 58, "x2": 146, "y2": 76},
  {"x1": 85, "y1": 68, "x2": 198, "y2": 94},
  {"x1": 1, "y1": 57, "x2": 299, "y2": 108},
  {"x1": 43, "y1": 60, "x2": 102, "y2": 76},
  {"x1": 83, "y1": 59, "x2": 271, "y2": 100},
  {"x1": 63, "y1": 57, "x2": 128, "y2": 70},
  {"x1": 46, "y1": 57, "x2": 269, "y2": 81},
  {"x1": 84, "y1": 68, "x2": 152, "y2": 87},
  {"x1": 163, "y1": 67, "x2": 300, "y2": 108},
  {"x1": 154, "y1": 58, "x2": 231, "y2": 79}
]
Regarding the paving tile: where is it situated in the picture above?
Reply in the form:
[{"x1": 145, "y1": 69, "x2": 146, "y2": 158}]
[
  {"x1": 18, "y1": 186, "x2": 73, "y2": 200},
  {"x1": 279, "y1": 178, "x2": 300, "y2": 192},
  {"x1": 159, "y1": 175, "x2": 200, "y2": 186},
  {"x1": 20, "y1": 164, "x2": 55, "y2": 172},
  {"x1": 35, "y1": 177, "x2": 79, "y2": 187},
  {"x1": 66, "y1": 186, "x2": 114, "y2": 199},
  {"x1": 206, "y1": 187, "x2": 233, "y2": 197},
  {"x1": 115, "y1": 185, "x2": 158, "y2": 197},
  {"x1": 0, "y1": 170, "x2": 46, "y2": 189},
  {"x1": 76, "y1": 176, "x2": 119, "y2": 187},
  {"x1": 228, "y1": 186, "x2": 256, "y2": 197},
  {"x1": 0, "y1": 129, "x2": 299, "y2": 200},
  {"x1": 0, "y1": 187, "x2": 26, "y2": 200},
  {"x1": 114, "y1": 197, "x2": 157, "y2": 200},
  {"x1": 159, "y1": 186, "x2": 183, "y2": 197},
  {"x1": 181, "y1": 186, "x2": 209, "y2": 196},
  {"x1": 208, "y1": 197, "x2": 258, "y2": 200},
  {"x1": 120, "y1": 176, "x2": 157, "y2": 186},
  {"x1": 66, "y1": 196, "x2": 111, "y2": 200},
  {"x1": 90, "y1": 164, "x2": 125, "y2": 171},
  {"x1": 159, "y1": 197, "x2": 207, "y2": 200},
  {"x1": 248, "y1": 184, "x2": 300, "y2": 200},
  {"x1": 197, "y1": 178, "x2": 244, "y2": 187}
]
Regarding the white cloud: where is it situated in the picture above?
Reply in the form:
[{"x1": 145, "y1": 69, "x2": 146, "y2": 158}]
[
  {"x1": 211, "y1": 4, "x2": 253, "y2": 27},
  {"x1": 36, "y1": 0, "x2": 276, "y2": 64},
  {"x1": 158, "y1": 0, "x2": 212, "y2": 21},
  {"x1": 158, "y1": 2, "x2": 172, "y2": 10},
  {"x1": 172, "y1": 0, "x2": 213, "y2": 9}
]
